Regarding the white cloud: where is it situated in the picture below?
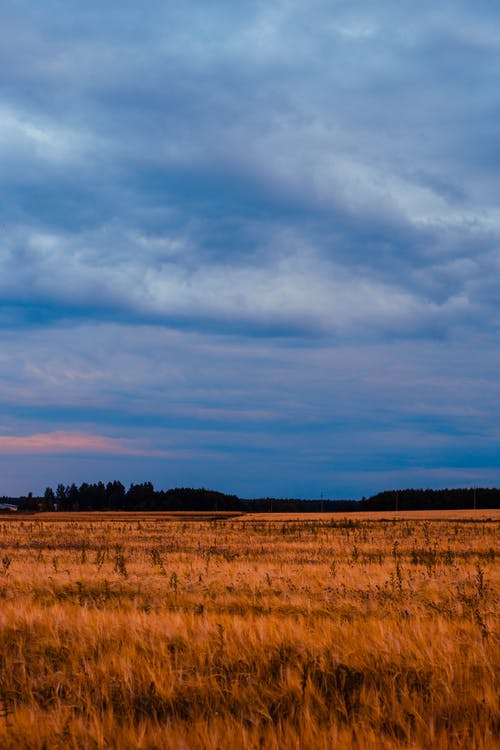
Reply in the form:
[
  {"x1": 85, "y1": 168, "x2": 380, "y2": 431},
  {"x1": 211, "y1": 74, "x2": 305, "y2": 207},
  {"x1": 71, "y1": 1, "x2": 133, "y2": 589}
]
[
  {"x1": 1, "y1": 221, "x2": 469, "y2": 338},
  {"x1": 0, "y1": 104, "x2": 91, "y2": 165}
]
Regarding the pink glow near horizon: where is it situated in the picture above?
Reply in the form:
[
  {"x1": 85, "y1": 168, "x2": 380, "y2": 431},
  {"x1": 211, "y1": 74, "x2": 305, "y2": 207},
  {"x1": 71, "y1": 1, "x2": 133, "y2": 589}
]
[{"x1": 0, "y1": 431, "x2": 143, "y2": 455}]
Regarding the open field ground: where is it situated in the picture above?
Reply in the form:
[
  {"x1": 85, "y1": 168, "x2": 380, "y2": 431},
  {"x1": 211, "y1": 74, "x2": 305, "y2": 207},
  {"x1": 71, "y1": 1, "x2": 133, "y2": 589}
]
[
  {"x1": 0, "y1": 512, "x2": 497, "y2": 748},
  {"x1": 242, "y1": 510, "x2": 500, "y2": 522},
  {"x1": 5, "y1": 508, "x2": 500, "y2": 523},
  {"x1": 2, "y1": 511, "x2": 245, "y2": 523}
]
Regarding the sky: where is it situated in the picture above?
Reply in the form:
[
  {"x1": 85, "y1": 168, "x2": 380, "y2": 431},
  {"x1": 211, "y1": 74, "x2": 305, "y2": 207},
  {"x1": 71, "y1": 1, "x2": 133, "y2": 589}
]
[{"x1": 1, "y1": 0, "x2": 499, "y2": 499}]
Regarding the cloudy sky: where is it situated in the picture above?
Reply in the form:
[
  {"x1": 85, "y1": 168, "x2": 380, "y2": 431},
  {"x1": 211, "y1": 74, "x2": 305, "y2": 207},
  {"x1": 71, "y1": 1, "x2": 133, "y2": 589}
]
[{"x1": 1, "y1": 0, "x2": 499, "y2": 498}]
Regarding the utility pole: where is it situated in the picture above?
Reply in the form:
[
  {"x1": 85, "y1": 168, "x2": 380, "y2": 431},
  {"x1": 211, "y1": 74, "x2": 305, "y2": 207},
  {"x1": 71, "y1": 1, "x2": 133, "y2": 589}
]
[
  {"x1": 395, "y1": 491, "x2": 399, "y2": 512},
  {"x1": 473, "y1": 487, "x2": 477, "y2": 511},
  {"x1": 321, "y1": 493, "x2": 324, "y2": 513}
]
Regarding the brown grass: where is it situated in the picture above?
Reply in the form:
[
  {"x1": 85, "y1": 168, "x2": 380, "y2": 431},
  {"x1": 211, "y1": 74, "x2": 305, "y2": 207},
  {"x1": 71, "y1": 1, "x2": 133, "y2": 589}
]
[
  {"x1": 0, "y1": 512, "x2": 497, "y2": 748},
  {"x1": 244, "y1": 509, "x2": 500, "y2": 521}
]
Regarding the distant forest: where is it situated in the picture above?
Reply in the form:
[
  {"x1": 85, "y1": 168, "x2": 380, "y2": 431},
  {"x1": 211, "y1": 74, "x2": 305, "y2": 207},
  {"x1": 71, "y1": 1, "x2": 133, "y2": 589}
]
[{"x1": 2, "y1": 482, "x2": 500, "y2": 512}]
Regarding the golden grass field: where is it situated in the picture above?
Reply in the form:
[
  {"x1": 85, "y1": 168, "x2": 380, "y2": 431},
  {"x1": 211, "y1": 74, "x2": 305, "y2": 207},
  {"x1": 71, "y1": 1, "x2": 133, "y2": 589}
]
[{"x1": 0, "y1": 510, "x2": 497, "y2": 749}]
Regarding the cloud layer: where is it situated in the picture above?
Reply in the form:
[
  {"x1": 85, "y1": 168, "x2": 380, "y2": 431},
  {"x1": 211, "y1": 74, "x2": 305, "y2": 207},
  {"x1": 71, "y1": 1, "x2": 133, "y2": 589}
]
[{"x1": 1, "y1": 1, "x2": 499, "y2": 496}]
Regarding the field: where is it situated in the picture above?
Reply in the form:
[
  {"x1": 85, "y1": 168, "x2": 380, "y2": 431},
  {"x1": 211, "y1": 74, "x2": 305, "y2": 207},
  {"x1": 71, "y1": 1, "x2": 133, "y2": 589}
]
[{"x1": 0, "y1": 511, "x2": 498, "y2": 749}]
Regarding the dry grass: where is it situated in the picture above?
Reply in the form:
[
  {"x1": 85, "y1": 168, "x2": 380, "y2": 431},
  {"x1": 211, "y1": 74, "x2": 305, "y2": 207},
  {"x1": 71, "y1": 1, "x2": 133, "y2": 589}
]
[
  {"x1": 0, "y1": 511, "x2": 497, "y2": 748},
  {"x1": 244, "y1": 509, "x2": 500, "y2": 521}
]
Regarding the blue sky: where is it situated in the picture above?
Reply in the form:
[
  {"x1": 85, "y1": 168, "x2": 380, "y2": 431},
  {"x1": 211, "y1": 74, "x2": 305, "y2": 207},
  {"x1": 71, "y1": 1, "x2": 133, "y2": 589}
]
[{"x1": 1, "y1": 1, "x2": 499, "y2": 498}]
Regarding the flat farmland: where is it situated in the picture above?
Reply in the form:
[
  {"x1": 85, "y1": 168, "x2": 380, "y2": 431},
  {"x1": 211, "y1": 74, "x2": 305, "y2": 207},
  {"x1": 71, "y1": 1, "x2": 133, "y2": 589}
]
[{"x1": 0, "y1": 512, "x2": 497, "y2": 748}]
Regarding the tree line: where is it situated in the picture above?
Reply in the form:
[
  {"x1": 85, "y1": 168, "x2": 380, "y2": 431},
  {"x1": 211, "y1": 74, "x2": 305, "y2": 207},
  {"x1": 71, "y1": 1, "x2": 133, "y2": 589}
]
[
  {"x1": 2, "y1": 483, "x2": 499, "y2": 512},
  {"x1": 15, "y1": 482, "x2": 242, "y2": 512}
]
